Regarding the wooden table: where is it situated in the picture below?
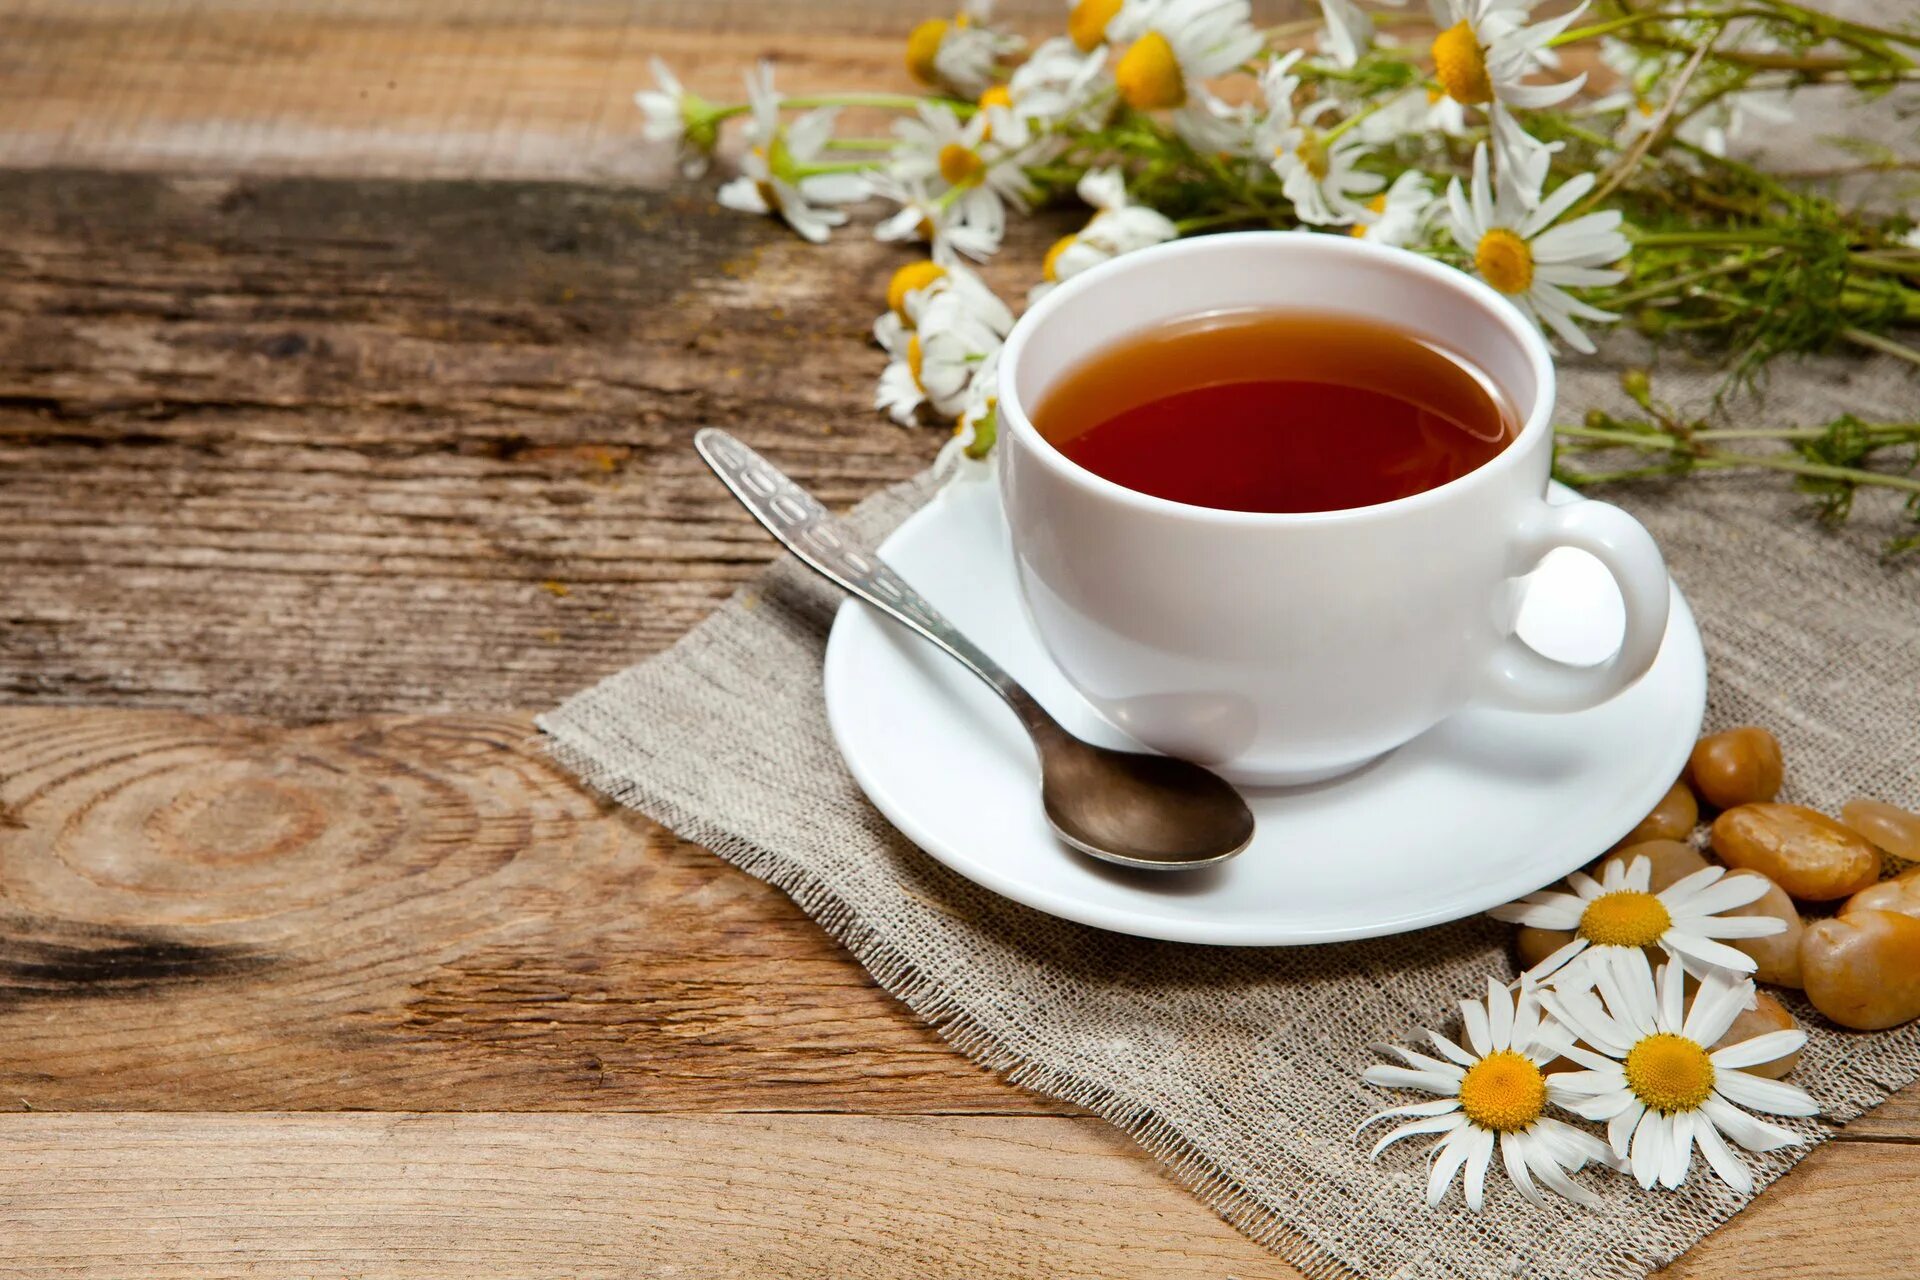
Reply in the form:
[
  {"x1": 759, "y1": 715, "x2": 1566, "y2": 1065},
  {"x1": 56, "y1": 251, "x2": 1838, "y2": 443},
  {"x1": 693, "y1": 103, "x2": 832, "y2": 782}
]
[{"x1": 0, "y1": 4, "x2": 1912, "y2": 1275}]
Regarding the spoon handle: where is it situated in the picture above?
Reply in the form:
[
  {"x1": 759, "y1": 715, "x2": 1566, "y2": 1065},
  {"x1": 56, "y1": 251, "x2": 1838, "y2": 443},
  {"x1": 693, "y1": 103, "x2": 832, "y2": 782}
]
[{"x1": 695, "y1": 429, "x2": 1045, "y2": 726}]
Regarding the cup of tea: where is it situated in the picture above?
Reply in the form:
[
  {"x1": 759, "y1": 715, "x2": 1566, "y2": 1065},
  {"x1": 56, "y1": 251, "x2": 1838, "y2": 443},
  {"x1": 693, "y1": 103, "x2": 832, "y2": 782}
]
[{"x1": 996, "y1": 231, "x2": 1670, "y2": 785}]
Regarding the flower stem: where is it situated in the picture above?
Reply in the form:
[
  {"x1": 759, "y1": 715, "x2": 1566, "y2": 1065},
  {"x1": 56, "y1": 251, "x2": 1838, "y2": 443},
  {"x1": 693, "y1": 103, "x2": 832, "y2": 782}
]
[
  {"x1": 794, "y1": 160, "x2": 885, "y2": 177},
  {"x1": 1555, "y1": 425, "x2": 1920, "y2": 497},
  {"x1": 1324, "y1": 85, "x2": 1415, "y2": 145},
  {"x1": 1842, "y1": 326, "x2": 1920, "y2": 368},
  {"x1": 782, "y1": 93, "x2": 969, "y2": 115}
]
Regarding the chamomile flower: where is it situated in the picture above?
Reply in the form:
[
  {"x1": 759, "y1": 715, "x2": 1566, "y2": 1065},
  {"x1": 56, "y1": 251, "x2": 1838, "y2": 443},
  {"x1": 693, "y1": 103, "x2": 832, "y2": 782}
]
[
  {"x1": 1109, "y1": 0, "x2": 1264, "y2": 112},
  {"x1": 1361, "y1": 978, "x2": 1620, "y2": 1211},
  {"x1": 635, "y1": 58, "x2": 721, "y2": 176},
  {"x1": 1427, "y1": 0, "x2": 1590, "y2": 114},
  {"x1": 874, "y1": 289, "x2": 1003, "y2": 425},
  {"x1": 1350, "y1": 169, "x2": 1436, "y2": 247},
  {"x1": 1445, "y1": 142, "x2": 1629, "y2": 354},
  {"x1": 1543, "y1": 953, "x2": 1818, "y2": 1194},
  {"x1": 1030, "y1": 166, "x2": 1178, "y2": 301},
  {"x1": 716, "y1": 63, "x2": 870, "y2": 244},
  {"x1": 889, "y1": 102, "x2": 1041, "y2": 257},
  {"x1": 935, "y1": 348, "x2": 1002, "y2": 474},
  {"x1": 1010, "y1": 35, "x2": 1116, "y2": 129},
  {"x1": 906, "y1": 0, "x2": 1025, "y2": 98},
  {"x1": 1490, "y1": 851, "x2": 1785, "y2": 986},
  {"x1": 1268, "y1": 99, "x2": 1384, "y2": 226},
  {"x1": 1593, "y1": 38, "x2": 1664, "y2": 145},
  {"x1": 880, "y1": 253, "x2": 1015, "y2": 335},
  {"x1": 1068, "y1": 0, "x2": 1127, "y2": 51},
  {"x1": 871, "y1": 172, "x2": 1002, "y2": 262}
]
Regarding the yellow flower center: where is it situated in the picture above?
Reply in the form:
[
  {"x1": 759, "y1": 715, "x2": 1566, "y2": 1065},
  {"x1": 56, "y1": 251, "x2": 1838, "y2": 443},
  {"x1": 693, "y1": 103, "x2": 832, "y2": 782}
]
[
  {"x1": 1069, "y1": 0, "x2": 1123, "y2": 52},
  {"x1": 1456, "y1": 1049, "x2": 1547, "y2": 1133},
  {"x1": 1115, "y1": 31, "x2": 1186, "y2": 110},
  {"x1": 1350, "y1": 192, "x2": 1389, "y2": 238},
  {"x1": 907, "y1": 332, "x2": 925, "y2": 389},
  {"x1": 938, "y1": 141, "x2": 985, "y2": 186},
  {"x1": 1474, "y1": 227, "x2": 1535, "y2": 295},
  {"x1": 1636, "y1": 97, "x2": 1655, "y2": 118},
  {"x1": 1576, "y1": 889, "x2": 1672, "y2": 948},
  {"x1": 906, "y1": 18, "x2": 948, "y2": 85},
  {"x1": 978, "y1": 85, "x2": 1013, "y2": 111},
  {"x1": 886, "y1": 260, "x2": 947, "y2": 321},
  {"x1": 1432, "y1": 20, "x2": 1493, "y2": 106},
  {"x1": 1294, "y1": 132, "x2": 1331, "y2": 180},
  {"x1": 1043, "y1": 233, "x2": 1077, "y2": 282},
  {"x1": 1624, "y1": 1033, "x2": 1716, "y2": 1113}
]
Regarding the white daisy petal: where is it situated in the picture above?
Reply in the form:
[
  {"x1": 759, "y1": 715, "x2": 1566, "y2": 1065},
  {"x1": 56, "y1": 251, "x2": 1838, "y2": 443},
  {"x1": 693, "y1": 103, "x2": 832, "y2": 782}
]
[
  {"x1": 1678, "y1": 876, "x2": 1775, "y2": 918},
  {"x1": 1660, "y1": 1110, "x2": 1695, "y2": 1188},
  {"x1": 1546, "y1": 1069, "x2": 1626, "y2": 1097},
  {"x1": 1363, "y1": 1065, "x2": 1464, "y2": 1094},
  {"x1": 1711, "y1": 1030, "x2": 1808, "y2": 1071},
  {"x1": 1371, "y1": 1112, "x2": 1468, "y2": 1158},
  {"x1": 1426, "y1": 1123, "x2": 1476, "y2": 1206},
  {"x1": 1682, "y1": 970, "x2": 1759, "y2": 1045},
  {"x1": 1425, "y1": 1030, "x2": 1480, "y2": 1068},
  {"x1": 1463, "y1": 1126, "x2": 1496, "y2": 1211},
  {"x1": 1491, "y1": 901, "x2": 1584, "y2": 930},
  {"x1": 1501, "y1": 1131, "x2": 1547, "y2": 1207},
  {"x1": 1630, "y1": 1107, "x2": 1668, "y2": 1188},
  {"x1": 1460, "y1": 996, "x2": 1492, "y2": 1057},
  {"x1": 1702, "y1": 1095, "x2": 1805, "y2": 1152},
  {"x1": 1380, "y1": 1044, "x2": 1471, "y2": 1077},
  {"x1": 1607, "y1": 1097, "x2": 1646, "y2": 1160},
  {"x1": 1658, "y1": 956, "x2": 1688, "y2": 1031},
  {"x1": 1485, "y1": 976, "x2": 1515, "y2": 1050},
  {"x1": 1695, "y1": 1113, "x2": 1756, "y2": 1194},
  {"x1": 1712, "y1": 1070, "x2": 1821, "y2": 1118},
  {"x1": 1357, "y1": 1097, "x2": 1465, "y2": 1131}
]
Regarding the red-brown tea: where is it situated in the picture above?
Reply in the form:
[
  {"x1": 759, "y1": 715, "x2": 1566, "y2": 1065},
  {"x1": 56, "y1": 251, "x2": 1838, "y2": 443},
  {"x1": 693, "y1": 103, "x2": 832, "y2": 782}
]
[{"x1": 1034, "y1": 310, "x2": 1516, "y2": 514}]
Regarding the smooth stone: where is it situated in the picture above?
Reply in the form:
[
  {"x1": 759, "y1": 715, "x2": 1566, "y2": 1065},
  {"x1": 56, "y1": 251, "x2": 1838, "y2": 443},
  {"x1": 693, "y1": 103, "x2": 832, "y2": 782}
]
[
  {"x1": 1841, "y1": 796, "x2": 1920, "y2": 863},
  {"x1": 1712, "y1": 803, "x2": 1881, "y2": 902},
  {"x1": 1617, "y1": 781, "x2": 1700, "y2": 847},
  {"x1": 1594, "y1": 839, "x2": 1710, "y2": 892},
  {"x1": 1801, "y1": 909, "x2": 1920, "y2": 1030},
  {"x1": 1711, "y1": 990, "x2": 1802, "y2": 1080},
  {"x1": 1723, "y1": 870, "x2": 1804, "y2": 988},
  {"x1": 1688, "y1": 727, "x2": 1784, "y2": 811},
  {"x1": 1845, "y1": 864, "x2": 1920, "y2": 919},
  {"x1": 1516, "y1": 925, "x2": 1571, "y2": 970}
]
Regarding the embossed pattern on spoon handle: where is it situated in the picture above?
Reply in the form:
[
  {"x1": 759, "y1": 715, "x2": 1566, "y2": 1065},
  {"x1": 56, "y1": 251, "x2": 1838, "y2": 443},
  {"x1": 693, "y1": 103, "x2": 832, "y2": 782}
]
[{"x1": 694, "y1": 429, "x2": 1045, "y2": 727}]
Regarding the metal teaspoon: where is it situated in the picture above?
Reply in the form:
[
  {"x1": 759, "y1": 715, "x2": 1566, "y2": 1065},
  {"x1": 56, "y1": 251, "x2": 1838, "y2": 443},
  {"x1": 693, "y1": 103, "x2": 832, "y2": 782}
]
[{"x1": 695, "y1": 429, "x2": 1255, "y2": 871}]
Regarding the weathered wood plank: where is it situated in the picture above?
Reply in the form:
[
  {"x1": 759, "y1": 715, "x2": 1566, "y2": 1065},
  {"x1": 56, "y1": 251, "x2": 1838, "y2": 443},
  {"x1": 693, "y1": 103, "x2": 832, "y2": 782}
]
[
  {"x1": 0, "y1": 707, "x2": 1062, "y2": 1114},
  {"x1": 0, "y1": 2, "x2": 1308, "y2": 181},
  {"x1": 0, "y1": 169, "x2": 1049, "y2": 716},
  {"x1": 0, "y1": 1112, "x2": 1915, "y2": 1279},
  {"x1": 0, "y1": 1113, "x2": 1306, "y2": 1280}
]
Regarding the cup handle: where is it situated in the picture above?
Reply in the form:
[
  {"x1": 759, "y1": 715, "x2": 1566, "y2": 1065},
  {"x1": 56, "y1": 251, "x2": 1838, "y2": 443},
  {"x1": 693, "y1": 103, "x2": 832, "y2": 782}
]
[{"x1": 1477, "y1": 496, "x2": 1671, "y2": 713}]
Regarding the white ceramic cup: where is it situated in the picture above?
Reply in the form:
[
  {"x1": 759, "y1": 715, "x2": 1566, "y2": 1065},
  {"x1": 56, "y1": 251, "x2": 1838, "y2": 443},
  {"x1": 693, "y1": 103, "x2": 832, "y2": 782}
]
[{"x1": 997, "y1": 231, "x2": 1671, "y2": 786}]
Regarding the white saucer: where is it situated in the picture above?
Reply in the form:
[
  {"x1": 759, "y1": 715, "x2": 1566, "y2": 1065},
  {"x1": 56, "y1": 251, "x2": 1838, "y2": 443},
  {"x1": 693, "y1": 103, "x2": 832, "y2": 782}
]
[{"x1": 823, "y1": 475, "x2": 1706, "y2": 946}]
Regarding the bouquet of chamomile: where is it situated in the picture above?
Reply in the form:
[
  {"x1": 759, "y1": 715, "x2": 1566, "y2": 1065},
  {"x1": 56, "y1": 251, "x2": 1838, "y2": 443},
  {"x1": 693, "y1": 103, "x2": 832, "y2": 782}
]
[{"x1": 641, "y1": 1, "x2": 1920, "y2": 544}]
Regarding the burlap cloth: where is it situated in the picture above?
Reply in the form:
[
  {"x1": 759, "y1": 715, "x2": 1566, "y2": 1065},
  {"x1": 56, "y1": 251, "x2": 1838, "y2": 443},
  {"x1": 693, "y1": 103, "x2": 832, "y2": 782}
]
[{"x1": 539, "y1": 341, "x2": 1918, "y2": 1279}]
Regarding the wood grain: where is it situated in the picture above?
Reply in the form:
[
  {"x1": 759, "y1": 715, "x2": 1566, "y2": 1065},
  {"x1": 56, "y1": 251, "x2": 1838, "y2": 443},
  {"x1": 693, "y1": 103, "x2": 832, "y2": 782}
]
[
  {"x1": 0, "y1": 706, "x2": 1063, "y2": 1114},
  {"x1": 0, "y1": 167, "x2": 1055, "y2": 717},
  {"x1": 0, "y1": 1112, "x2": 1915, "y2": 1279},
  {"x1": 0, "y1": 1113, "x2": 1302, "y2": 1279},
  {"x1": 0, "y1": 1, "x2": 1305, "y2": 182}
]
